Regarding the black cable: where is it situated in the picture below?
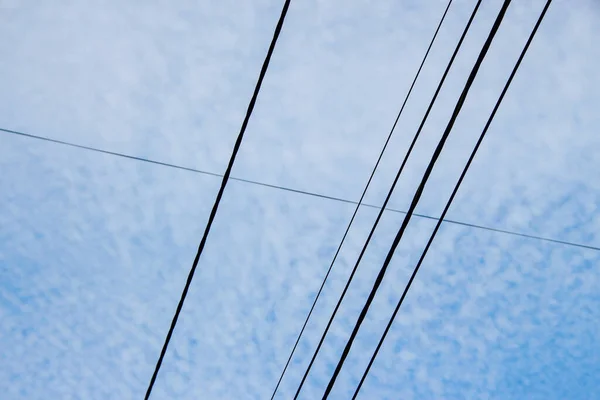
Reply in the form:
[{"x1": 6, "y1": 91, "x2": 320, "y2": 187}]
[
  {"x1": 143, "y1": 0, "x2": 291, "y2": 398},
  {"x1": 321, "y1": 1, "x2": 512, "y2": 398},
  {"x1": 292, "y1": 1, "x2": 482, "y2": 398},
  {"x1": 351, "y1": 2, "x2": 553, "y2": 397},
  {"x1": 268, "y1": 1, "x2": 455, "y2": 398}
]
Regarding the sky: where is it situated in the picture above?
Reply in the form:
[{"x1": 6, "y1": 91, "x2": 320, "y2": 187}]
[{"x1": 1, "y1": 0, "x2": 599, "y2": 399}]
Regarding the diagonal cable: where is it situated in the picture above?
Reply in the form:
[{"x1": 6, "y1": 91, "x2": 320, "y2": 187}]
[
  {"x1": 321, "y1": 1, "x2": 512, "y2": 398},
  {"x1": 292, "y1": 1, "x2": 483, "y2": 398},
  {"x1": 3, "y1": 128, "x2": 598, "y2": 253},
  {"x1": 351, "y1": 2, "x2": 553, "y2": 397},
  {"x1": 143, "y1": 0, "x2": 291, "y2": 398},
  {"x1": 268, "y1": 1, "x2": 455, "y2": 398}
]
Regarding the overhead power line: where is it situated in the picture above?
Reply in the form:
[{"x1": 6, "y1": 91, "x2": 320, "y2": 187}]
[
  {"x1": 321, "y1": 1, "x2": 512, "y2": 398},
  {"x1": 269, "y1": 0, "x2": 455, "y2": 398},
  {"x1": 143, "y1": 0, "x2": 291, "y2": 398},
  {"x1": 292, "y1": 1, "x2": 482, "y2": 398},
  {"x1": 351, "y1": 2, "x2": 553, "y2": 397},
  {"x1": 1, "y1": 128, "x2": 597, "y2": 253}
]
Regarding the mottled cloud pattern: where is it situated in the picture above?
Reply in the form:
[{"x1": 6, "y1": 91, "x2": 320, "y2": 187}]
[{"x1": 0, "y1": 0, "x2": 599, "y2": 399}]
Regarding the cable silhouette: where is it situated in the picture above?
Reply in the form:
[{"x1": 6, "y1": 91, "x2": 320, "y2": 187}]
[
  {"x1": 321, "y1": 1, "x2": 512, "y2": 398},
  {"x1": 292, "y1": 1, "x2": 483, "y2": 398},
  {"x1": 143, "y1": 0, "x2": 291, "y2": 398},
  {"x1": 351, "y1": 2, "x2": 553, "y2": 397},
  {"x1": 3, "y1": 127, "x2": 598, "y2": 253},
  {"x1": 268, "y1": 1, "x2": 455, "y2": 398}
]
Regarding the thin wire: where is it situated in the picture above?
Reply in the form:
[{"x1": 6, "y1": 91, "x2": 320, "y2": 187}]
[
  {"x1": 2, "y1": 127, "x2": 597, "y2": 253},
  {"x1": 321, "y1": 1, "x2": 512, "y2": 397},
  {"x1": 293, "y1": 1, "x2": 483, "y2": 398},
  {"x1": 143, "y1": 0, "x2": 291, "y2": 398},
  {"x1": 352, "y1": 2, "x2": 553, "y2": 397},
  {"x1": 268, "y1": 1, "x2": 454, "y2": 398}
]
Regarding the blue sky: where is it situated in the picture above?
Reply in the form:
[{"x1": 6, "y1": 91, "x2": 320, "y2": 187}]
[{"x1": 1, "y1": 0, "x2": 599, "y2": 399}]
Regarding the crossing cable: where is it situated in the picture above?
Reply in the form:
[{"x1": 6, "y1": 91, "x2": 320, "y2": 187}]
[
  {"x1": 292, "y1": 1, "x2": 483, "y2": 398},
  {"x1": 351, "y1": 2, "x2": 553, "y2": 397},
  {"x1": 2, "y1": 127, "x2": 599, "y2": 253},
  {"x1": 320, "y1": 1, "x2": 512, "y2": 398},
  {"x1": 268, "y1": 1, "x2": 455, "y2": 398},
  {"x1": 143, "y1": 0, "x2": 291, "y2": 398}
]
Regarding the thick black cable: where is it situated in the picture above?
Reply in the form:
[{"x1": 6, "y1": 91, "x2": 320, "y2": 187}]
[
  {"x1": 321, "y1": 1, "x2": 512, "y2": 398},
  {"x1": 351, "y1": 2, "x2": 553, "y2": 397},
  {"x1": 292, "y1": 2, "x2": 482, "y2": 398},
  {"x1": 143, "y1": 1, "x2": 291, "y2": 398},
  {"x1": 268, "y1": 1, "x2": 454, "y2": 398}
]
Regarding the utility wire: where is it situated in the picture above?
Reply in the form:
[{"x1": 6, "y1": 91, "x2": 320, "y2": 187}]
[
  {"x1": 293, "y1": 2, "x2": 482, "y2": 398},
  {"x1": 351, "y1": 2, "x2": 553, "y2": 397},
  {"x1": 321, "y1": 1, "x2": 512, "y2": 398},
  {"x1": 2, "y1": 127, "x2": 598, "y2": 253},
  {"x1": 268, "y1": 1, "x2": 454, "y2": 398},
  {"x1": 143, "y1": 0, "x2": 291, "y2": 398}
]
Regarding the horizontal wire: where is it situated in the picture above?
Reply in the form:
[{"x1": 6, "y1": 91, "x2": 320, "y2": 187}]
[{"x1": 2, "y1": 127, "x2": 598, "y2": 253}]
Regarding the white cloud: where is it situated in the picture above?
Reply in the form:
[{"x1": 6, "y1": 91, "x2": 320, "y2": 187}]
[{"x1": 1, "y1": 0, "x2": 599, "y2": 399}]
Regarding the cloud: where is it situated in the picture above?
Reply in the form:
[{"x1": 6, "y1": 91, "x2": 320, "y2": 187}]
[{"x1": 1, "y1": 0, "x2": 599, "y2": 399}]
